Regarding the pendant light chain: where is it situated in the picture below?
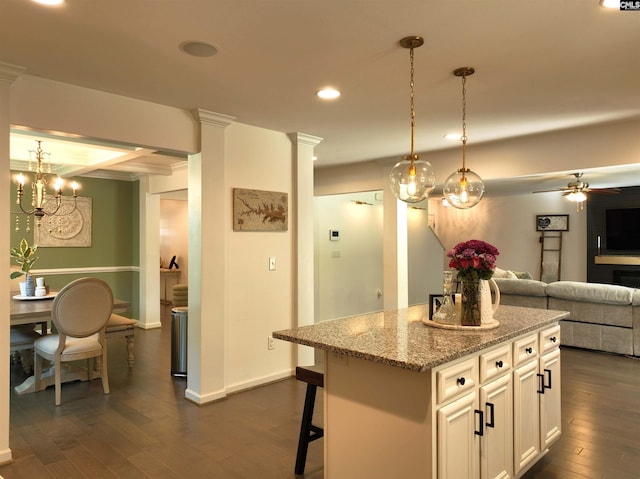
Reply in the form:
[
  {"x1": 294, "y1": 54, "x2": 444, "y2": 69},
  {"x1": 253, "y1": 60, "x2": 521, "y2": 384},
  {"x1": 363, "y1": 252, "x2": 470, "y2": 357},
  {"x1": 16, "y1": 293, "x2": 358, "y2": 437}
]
[
  {"x1": 461, "y1": 73, "x2": 467, "y2": 171},
  {"x1": 409, "y1": 45, "x2": 416, "y2": 160}
]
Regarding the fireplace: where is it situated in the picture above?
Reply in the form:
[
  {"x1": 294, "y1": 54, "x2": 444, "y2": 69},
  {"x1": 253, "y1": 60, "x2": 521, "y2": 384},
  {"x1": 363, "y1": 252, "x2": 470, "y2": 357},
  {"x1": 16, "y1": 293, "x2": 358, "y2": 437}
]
[{"x1": 613, "y1": 270, "x2": 640, "y2": 289}]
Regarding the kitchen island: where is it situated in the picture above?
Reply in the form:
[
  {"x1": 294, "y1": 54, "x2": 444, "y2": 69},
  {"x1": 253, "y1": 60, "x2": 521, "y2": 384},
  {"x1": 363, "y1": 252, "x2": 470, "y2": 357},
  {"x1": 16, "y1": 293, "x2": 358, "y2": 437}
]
[{"x1": 273, "y1": 304, "x2": 569, "y2": 479}]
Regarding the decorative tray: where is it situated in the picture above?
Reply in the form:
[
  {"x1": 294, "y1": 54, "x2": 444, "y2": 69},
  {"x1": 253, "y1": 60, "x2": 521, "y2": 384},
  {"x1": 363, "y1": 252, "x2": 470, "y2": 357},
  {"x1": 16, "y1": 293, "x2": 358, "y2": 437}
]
[
  {"x1": 422, "y1": 318, "x2": 500, "y2": 330},
  {"x1": 13, "y1": 293, "x2": 57, "y2": 301}
]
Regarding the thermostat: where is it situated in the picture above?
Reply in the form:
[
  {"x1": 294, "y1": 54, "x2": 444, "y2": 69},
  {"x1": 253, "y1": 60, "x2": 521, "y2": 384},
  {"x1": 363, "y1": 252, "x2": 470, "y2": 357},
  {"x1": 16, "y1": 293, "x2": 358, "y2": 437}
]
[{"x1": 329, "y1": 229, "x2": 340, "y2": 241}]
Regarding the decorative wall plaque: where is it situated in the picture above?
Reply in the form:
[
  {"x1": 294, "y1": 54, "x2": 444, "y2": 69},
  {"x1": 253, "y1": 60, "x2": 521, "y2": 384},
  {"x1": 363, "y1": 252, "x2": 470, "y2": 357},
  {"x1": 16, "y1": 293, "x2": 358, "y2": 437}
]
[
  {"x1": 233, "y1": 188, "x2": 288, "y2": 231},
  {"x1": 536, "y1": 214, "x2": 569, "y2": 232},
  {"x1": 34, "y1": 196, "x2": 92, "y2": 247}
]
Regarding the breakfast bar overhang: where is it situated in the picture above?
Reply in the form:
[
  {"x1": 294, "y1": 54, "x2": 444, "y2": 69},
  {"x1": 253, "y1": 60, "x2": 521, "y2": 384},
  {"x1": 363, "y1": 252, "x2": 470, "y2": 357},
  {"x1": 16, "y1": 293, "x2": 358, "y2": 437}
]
[{"x1": 274, "y1": 304, "x2": 569, "y2": 479}]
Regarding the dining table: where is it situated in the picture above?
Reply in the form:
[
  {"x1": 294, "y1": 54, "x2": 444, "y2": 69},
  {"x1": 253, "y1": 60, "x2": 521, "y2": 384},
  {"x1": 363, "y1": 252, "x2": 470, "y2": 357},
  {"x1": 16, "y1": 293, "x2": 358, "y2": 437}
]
[{"x1": 10, "y1": 292, "x2": 129, "y2": 395}]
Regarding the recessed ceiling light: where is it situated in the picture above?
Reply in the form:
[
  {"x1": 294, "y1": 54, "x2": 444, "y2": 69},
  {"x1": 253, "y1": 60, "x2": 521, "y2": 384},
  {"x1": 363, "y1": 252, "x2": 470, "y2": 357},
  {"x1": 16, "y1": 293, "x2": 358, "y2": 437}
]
[
  {"x1": 179, "y1": 41, "x2": 218, "y2": 58},
  {"x1": 600, "y1": 0, "x2": 620, "y2": 8},
  {"x1": 316, "y1": 88, "x2": 341, "y2": 100},
  {"x1": 32, "y1": 0, "x2": 64, "y2": 5}
]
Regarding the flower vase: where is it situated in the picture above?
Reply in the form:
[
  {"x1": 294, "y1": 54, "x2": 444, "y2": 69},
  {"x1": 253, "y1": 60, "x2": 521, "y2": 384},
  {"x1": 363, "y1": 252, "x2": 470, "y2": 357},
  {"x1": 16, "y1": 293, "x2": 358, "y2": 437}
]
[
  {"x1": 461, "y1": 279, "x2": 481, "y2": 326},
  {"x1": 24, "y1": 274, "x2": 36, "y2": 297}
]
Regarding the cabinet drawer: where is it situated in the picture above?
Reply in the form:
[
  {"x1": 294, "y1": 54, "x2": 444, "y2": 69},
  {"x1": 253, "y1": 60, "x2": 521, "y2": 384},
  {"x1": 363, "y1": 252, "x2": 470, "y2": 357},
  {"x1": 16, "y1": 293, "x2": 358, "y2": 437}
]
[
  {"x1": 437, "y1": 356, "x2": 478, "y2": 405},
  {"x1": 479, "y1": 344, "x2": 511, "y2": 383},
  {"x1": 539, "y1": 325, "x2": 561, "y2": 354},
  {"x1": 513, "y1": 334, "x2": 538, "y2": 367}
]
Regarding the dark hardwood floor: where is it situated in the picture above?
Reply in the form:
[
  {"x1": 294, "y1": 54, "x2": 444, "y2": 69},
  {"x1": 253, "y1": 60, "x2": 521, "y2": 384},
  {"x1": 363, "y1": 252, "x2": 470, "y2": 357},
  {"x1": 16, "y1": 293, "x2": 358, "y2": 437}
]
[{"x1": 2, "y1": 307, "x2": 640, "y2": 478}]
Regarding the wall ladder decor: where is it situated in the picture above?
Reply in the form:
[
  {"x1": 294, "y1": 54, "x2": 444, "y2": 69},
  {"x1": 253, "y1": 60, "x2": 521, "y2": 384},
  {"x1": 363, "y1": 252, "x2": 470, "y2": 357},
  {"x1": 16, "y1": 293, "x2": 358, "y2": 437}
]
[{"x1": 539, "y1": 231, "x2": 563, "y2": 283}]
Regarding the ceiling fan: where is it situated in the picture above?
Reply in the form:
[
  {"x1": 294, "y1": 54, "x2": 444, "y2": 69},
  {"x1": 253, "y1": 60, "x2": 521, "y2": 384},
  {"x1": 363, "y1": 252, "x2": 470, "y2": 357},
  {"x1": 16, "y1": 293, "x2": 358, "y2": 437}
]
[
  {"x1": 533, "y1": 172, "x2": 621, "y2": 197},
  {"x1": 533, "y1": 172, "x2": 620, "y2": 209}
]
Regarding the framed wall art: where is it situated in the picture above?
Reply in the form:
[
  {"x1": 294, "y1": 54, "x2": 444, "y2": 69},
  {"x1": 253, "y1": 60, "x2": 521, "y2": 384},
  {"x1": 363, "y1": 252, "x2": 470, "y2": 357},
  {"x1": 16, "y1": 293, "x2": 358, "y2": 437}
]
[
  {"x1": 233, "y1": 188, "x2": 288, "y2": 232},
  {"x1": 34, "y1": 196, "x2": 92, "y2": 247},
  {"x1": 536, "y1": 214, "x2": 569, "y2": 232}
]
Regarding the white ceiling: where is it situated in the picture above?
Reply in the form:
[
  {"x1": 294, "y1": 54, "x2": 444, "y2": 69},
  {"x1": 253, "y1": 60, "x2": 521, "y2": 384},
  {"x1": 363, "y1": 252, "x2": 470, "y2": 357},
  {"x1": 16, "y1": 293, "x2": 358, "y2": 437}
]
[{"x1": 1, "y1": 0, "x2": 639, "y2": 191}]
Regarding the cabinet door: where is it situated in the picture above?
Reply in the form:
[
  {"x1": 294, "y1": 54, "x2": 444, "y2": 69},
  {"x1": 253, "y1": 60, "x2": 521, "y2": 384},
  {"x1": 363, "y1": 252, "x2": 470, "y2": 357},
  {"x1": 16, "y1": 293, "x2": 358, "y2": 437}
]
[
  {"x1": 480, "y1": 373, "x2": 513, "y2": 479},
  {"x1": 540, "y1": 348, "x2": 561, "y2": 449},
  {"x1": 513, "y1": 360, "x2": 540, "y2": 475},
  {"x1": 437, "y1": 391, "x2": 480, "y2": 479}
]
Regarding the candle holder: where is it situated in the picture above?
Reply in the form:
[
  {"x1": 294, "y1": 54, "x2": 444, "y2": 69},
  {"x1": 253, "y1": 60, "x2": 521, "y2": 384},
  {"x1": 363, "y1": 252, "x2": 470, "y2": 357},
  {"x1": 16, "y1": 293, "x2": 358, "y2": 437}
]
[{"x1": 433, "y1": 271, "x2": 458, "y2": 325}]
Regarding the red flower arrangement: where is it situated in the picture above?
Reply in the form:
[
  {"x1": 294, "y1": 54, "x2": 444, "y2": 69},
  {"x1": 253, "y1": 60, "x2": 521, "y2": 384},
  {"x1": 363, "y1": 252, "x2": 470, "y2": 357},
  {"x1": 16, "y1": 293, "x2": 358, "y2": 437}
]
[{"x1": 447, "y1": 239, "x2": 500, "y2": 281}]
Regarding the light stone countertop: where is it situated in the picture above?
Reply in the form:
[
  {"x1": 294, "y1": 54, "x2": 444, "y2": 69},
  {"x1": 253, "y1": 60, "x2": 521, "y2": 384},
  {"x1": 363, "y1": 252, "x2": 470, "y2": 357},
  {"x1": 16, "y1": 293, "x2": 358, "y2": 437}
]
[{"x1": 273, "y1": 304, "x2": 569, "y2": 372}]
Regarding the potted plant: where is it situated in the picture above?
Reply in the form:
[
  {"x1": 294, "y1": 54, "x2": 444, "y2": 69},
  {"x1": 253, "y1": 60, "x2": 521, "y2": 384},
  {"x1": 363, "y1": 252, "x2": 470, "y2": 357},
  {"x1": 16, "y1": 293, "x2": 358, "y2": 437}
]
[{"x1": 10, "y1": 238, "x2": 38, "y2": 296}]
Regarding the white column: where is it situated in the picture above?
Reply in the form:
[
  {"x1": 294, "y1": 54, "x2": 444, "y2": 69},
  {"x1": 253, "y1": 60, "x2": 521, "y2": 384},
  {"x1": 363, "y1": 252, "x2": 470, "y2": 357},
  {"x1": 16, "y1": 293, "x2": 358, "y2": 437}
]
[
  {"x1": 0, "y1": 61, "x2": 25, "y2": 464},
  {"x1": 138, "y1": 175, "x2": 161, "y2": 329},
  {"x1": 383, "y1": 168, "x2": 409, "y2": 310},
  {"x1": 185, "y1": 109, "x2": 235, "y2": 404},
  {"x1": 289, "y1": 133, "x2": 322, "y2": 367}
]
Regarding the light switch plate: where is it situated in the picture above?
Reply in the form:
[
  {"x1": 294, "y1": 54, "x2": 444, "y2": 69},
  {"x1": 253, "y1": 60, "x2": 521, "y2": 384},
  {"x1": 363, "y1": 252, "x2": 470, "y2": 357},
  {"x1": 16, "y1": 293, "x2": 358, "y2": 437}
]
[{"x1": 269, "y1": 257, "x2": 276, "y2": 271}]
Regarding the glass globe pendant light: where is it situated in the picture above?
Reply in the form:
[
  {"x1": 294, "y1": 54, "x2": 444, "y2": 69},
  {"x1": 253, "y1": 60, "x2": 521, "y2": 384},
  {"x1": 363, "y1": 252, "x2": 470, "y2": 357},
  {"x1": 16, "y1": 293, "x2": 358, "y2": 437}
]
[
  {"x1": 389, "y1": 36, "x2": 436, "y2": 203},
  {"x1": 443, "y1": 67, "x2": 485, "y2": 209}
]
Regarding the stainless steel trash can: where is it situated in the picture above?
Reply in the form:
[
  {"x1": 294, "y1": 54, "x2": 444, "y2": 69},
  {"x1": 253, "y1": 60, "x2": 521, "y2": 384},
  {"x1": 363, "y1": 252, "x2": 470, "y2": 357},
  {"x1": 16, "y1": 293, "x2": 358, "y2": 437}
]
[{"x1": 171, "y1": 306, "x2": 188, "y2": 377}]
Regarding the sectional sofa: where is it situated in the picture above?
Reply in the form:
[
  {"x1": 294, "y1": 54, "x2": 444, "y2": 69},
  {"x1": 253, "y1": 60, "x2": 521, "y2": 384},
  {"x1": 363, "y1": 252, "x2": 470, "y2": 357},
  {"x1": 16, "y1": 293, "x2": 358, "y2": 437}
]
[{"x1": 493, "y1": 277, "x2": 640, "y2": 357}]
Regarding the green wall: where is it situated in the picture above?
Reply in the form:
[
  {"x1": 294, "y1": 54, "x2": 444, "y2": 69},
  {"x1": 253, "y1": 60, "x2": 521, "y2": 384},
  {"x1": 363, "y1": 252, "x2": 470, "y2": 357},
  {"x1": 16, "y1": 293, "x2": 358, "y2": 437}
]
[{"x1": 10, "y1": 175, "x2": 140, "y2": 318}]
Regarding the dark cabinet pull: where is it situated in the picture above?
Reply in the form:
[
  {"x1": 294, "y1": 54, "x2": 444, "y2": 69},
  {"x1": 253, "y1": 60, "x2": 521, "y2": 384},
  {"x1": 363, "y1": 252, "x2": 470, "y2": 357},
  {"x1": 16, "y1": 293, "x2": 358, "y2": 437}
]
[
  {"x1": 550, "y1": 336, "x2": 557, "y2": 343},
  {"x1": 457, "y1": 377, "x2": 466, "y2": 386},
  {"x1": 537, "y1": 373, "x2": 545, "y2": 394},
  {"x1": 526, "y1": 347, "x2": 533, "y2": 354},
  {"x1": 543, "y1": 368, "x2": 552, "y2": 390},
  {"x1": 495, "y1": 360, "x2": 503, "y2": 368},
  {"x1": 474, "y1": 409, "x2": 484, "y2": 436},
  {"x1": 486, "y1": 402, "x2": 495, "y2": 428}
]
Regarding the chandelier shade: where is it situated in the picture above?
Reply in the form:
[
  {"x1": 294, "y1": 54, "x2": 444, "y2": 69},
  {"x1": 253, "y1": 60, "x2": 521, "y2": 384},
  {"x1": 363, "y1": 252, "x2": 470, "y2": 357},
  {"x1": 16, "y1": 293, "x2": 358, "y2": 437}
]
[
  {"x1": 388, "y1": 36, "x2": 436, "y2": 204},
  {"x1": 443, "y1": 67, "x2": 485, "y2": 210}
]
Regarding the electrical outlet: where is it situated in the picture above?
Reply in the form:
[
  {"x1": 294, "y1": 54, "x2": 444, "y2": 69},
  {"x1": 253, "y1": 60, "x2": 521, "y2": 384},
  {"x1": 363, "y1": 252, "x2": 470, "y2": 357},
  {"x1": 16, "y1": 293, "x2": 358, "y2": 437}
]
[{"x1": 267, "y1": 336, "x2": 275, "y2": 350}]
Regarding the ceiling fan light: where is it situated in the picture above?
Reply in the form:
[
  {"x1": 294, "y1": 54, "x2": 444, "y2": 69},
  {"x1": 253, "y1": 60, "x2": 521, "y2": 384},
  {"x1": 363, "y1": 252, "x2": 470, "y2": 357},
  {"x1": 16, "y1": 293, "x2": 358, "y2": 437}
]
[
  {"x1": 443, "y1": 168, "x2": 485, "y2": 209},
  {"x1": 567, "y1": 190, "x2": 587, "y2": 202}
]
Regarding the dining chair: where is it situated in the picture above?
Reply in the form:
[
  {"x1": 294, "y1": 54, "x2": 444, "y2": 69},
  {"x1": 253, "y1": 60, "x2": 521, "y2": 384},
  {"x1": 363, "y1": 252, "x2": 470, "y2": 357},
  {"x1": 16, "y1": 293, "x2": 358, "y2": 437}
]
[{"x1": 33, "y1": 277, "x2": 114, "y2": 406}]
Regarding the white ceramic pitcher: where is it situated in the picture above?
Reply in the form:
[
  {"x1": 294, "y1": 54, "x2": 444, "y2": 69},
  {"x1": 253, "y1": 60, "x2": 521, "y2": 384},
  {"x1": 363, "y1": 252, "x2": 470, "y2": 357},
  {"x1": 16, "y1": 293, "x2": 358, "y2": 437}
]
[{"x1": 480, "y1": 278, "x2": 500, "y2": 324}]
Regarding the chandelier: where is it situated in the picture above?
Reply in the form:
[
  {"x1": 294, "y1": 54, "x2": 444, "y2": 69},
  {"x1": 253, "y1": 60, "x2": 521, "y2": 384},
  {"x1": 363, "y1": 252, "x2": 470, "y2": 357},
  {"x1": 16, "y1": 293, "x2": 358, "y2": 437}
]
[
  {"x1": 443, "y1": 67, "x2": 485, "y2": 209},
  {"x1": 14, "y1": 140, "x2": 79, "y2": 232},
  {"x1": 388, "y1": 36, "x2": 436, "y2": 203}
]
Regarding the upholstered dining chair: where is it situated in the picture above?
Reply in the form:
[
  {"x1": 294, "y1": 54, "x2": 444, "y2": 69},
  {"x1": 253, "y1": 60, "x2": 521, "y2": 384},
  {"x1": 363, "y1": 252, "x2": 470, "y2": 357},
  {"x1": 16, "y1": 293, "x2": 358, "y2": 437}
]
[{"x1": 33, "y1": 277, "x2": 114, "y2": 406}]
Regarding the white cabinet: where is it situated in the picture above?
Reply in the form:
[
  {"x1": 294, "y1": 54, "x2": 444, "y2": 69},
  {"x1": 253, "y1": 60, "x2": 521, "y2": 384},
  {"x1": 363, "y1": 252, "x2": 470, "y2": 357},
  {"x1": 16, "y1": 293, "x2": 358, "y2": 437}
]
[
  {"x1": 513, "y1": 356, "x2": 540, "y2": 475},
  {"x1": 437, "y1": 391, "x2": 480, "y2": 479},
  {"x1": 480, "y1": 373, "x2": 513, "y2": 479},
  {"x1": 512, "y1": 325, "x2": 561, "y2": 477},
  {"x1": 437, "y1": 344, "x2": 513, "y2": 479},
  {"x1": 540, "y1": 342, "x2": 561, "y2": 449}
]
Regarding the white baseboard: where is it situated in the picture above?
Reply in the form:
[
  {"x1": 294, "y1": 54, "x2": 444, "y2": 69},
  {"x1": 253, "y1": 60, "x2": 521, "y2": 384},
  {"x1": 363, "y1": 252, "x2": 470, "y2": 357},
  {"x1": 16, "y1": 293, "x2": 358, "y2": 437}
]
[
  {"x1": 184, "y1": 387, "x2": 227, "y2": 405},
  {"x1": 225, "y1": 369, "x2": 294, "y2": 394}
]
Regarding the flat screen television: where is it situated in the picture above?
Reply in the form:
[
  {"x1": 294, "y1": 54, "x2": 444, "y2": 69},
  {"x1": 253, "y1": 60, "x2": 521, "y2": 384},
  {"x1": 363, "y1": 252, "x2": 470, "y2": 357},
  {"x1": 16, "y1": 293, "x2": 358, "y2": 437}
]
[{"x1": 605, "y1": 207, "x2": 640, "y2": 252}]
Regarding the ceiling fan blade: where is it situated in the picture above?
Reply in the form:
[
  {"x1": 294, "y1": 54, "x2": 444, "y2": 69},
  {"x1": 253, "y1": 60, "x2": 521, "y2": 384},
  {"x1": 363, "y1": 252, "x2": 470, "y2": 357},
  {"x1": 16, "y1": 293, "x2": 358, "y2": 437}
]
[
  {"x1": 588, "y1": 188, "x2": 621, "y2": 195},
  {"x1": 533, "y1": 188, "x2": 569, "y2": 193}
]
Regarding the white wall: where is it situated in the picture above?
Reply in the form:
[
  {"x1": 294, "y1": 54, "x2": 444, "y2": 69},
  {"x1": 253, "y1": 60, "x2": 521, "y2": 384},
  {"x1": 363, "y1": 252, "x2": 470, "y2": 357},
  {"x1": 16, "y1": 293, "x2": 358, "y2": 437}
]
[
  {"x1": 314, "y1": 191, "x2": 384, "y2": 321},
  {"x1": 224, "y1": 122, "x2": 294, "y2": 390},
  {"x1": 431, "y1": 193, "x2": 587, "y2": 281}
]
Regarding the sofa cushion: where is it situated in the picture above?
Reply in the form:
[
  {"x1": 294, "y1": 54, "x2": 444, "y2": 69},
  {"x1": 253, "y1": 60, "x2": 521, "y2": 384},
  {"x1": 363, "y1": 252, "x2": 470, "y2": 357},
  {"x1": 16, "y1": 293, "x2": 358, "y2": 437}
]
[
  {"x1": 493, "y1": 268, "x2": 518, "y2": 279},
  {"x1": 633, "y1": 289, "x2": 640, "y2": 306},
  {"x1": 546, "y1": 281, "x2": 634, "y2": 305},
  {"x1": 493, "y1": 278, "x2": 548, "y2": 296},
  {"x1": 549, "y1": 297, "x2": 633, "y2": 328}
]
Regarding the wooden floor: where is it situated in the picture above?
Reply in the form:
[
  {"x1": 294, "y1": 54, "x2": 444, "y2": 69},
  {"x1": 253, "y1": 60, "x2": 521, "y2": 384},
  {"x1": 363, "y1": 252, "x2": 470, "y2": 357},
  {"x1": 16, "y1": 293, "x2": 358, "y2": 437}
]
[{"x1": 2, "y1": 308, "x2": 640, "y2": 478}]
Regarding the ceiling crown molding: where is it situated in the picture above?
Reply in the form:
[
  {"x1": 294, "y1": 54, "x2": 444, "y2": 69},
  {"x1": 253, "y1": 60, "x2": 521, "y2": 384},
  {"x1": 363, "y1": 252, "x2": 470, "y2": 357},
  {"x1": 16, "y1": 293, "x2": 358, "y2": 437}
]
[{"x1": 0, "y1": 62, "x2": 26, "y2": 84}]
